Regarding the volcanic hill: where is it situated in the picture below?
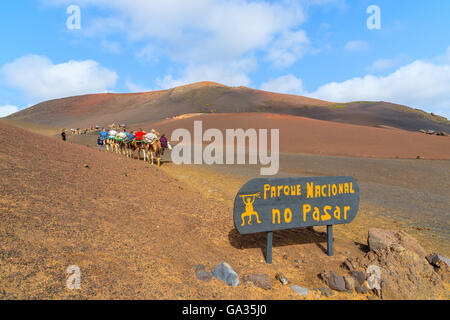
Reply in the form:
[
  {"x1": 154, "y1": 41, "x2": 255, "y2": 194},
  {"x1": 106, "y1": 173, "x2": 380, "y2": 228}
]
[{"x1": 6, "y1": 81, "x2": 450, "y2": 133}]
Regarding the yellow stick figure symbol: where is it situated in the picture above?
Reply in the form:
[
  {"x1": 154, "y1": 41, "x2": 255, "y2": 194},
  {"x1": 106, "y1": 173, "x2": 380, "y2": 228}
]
[{"x1": 239, "y1": 193, "x2": 262, "y2": 226}]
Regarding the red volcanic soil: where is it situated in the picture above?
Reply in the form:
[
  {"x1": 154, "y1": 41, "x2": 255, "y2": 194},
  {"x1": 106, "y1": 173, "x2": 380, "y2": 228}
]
[
  {"x1": 0, "y1": 119, "x2": 373, "y2": 299},
  {"x1": 1, "y1": 120, "x2": 448, "y2": 300},
  {"x1": 140, "y1": 113, "x2": 450, "y2": 160}
]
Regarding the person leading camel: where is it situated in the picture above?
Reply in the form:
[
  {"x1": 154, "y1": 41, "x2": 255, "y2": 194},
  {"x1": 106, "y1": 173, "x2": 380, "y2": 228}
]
[{"x1": 160, "y1": 134, "x2": 168, "y2": 155}]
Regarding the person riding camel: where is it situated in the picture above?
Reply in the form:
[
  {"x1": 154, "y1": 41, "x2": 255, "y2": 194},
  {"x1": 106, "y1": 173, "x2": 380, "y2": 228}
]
[
  {"x1": 116, "y1": 129, "x2": 127, "y2": 141},
  {"x1": 126, "y1": 130, "x2": 135, "y2": 143},
  {"x1": 135, "y1": 128, "x2": 147, "y2": 142},
  {"x1": 99, "y1": 128, "x2": 108, "y2": 141},
  {"x1": 143, "y1": 130, "x2": 158, "y2": 145},
  {"x1": 108, "y1": 128, "x2": 117, "y2": 139}
]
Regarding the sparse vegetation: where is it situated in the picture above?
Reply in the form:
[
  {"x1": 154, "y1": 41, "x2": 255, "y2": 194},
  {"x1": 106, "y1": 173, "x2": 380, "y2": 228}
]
[
  {"x1": 329, "y1": 104, "x2": 347, "y2": 109},
  {"x1": 256, "y1": 105, "x2": 273, "y2": 112},
  {"x1": 199, "y1": 103, "x2": 217, "y2": 113},
  {"x1": 394, "y1": 105, "x2": 449, "y2": 124}
]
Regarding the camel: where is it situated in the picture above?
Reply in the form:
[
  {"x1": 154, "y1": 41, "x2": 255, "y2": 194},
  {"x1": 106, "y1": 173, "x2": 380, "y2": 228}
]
[
  {"x1": 116, "y1": 139, "x2": 127, "y2": 155},
  {"x1": 105, "y1": 134, "x2": 117, "y2": 152},
  {"x1": 144, "y1": 139, "x2": 162, "y2": 167},
  {"x1": 105, "y1": 138, "x2": 114, "y2": 152},
  {"x1": 113, "y1": 131, "x2": 128, "y2": 155},
  {"x1": 124, "y1": 139, "x2": 134, "y2": 158},
  {"x1": 105, "y1": 129, "x2": 118, "y2": 152},
  {"x1": 129, "y1": 139, "x2": 145, "y2": 160}
]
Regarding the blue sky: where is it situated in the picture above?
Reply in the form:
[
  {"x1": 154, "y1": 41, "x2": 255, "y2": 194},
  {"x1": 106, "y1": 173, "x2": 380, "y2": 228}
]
[{"x1": 1, "y1": 0, "x2": 449, "y2": 117}]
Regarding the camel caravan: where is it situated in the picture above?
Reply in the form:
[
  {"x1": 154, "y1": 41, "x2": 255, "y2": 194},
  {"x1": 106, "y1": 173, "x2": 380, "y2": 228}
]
[
  {"x1": 71, "y1": 123, "x2": 125, "y2": 135},
  {"x1": 71, "y1": 126, "x2": 102, "y2": 135},
  {"x1": 99, "y1": 126, "x2": 170, "y2": 167}
]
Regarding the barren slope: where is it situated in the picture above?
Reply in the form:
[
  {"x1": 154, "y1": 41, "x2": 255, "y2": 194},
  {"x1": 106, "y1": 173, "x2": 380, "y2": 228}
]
[
  {"x1": 6, "y1": 82, "x2": 450, "y2": 132},
  {"x1": 0, "y1": 120, "x2": 372, "y2": 299},
  {"x1": 138, "y1": 113, "x2": 450, "y2": 160}
]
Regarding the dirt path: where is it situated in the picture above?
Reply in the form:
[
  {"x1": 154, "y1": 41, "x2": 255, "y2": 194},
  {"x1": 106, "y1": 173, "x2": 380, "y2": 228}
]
[{"x1": 41, "y1": 130, "x2": 450, "y2": 255}]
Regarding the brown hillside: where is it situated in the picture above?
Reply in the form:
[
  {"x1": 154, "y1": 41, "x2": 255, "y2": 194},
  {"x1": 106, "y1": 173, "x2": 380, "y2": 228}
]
[
  {"x1": 7, "y1": 82, "x2": 449, "y2": 132},
  {"x1": 138, "y1": 113, "x2": 450, "y2": 160}
]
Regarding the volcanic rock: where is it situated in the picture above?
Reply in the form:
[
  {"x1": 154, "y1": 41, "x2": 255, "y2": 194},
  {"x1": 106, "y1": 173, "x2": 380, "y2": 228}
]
[
  {"x1": 368, "y1": 228, "x2": 427, "y2": 258},
  {"x1": 275, "y1": 272, "x2": 289, "y2": 285},
  {"x1": 290, "y1": 285, "x2": 309, "y2": 296},
  {"x1": 211, "y1": 262, "x2": 240, "y2": 287},
  {"x1": 344, "y1": 275, "x2": 356, "y2": 291},
  {"x1": 426, "y1": 253, "x2": 449, "y2": 281},
  {"x1": 320, "y1": 271, "x2": 346, "y2": 292},
  {"x1": 357, "y1": 234, "x2": 443, "y2": 299},
  {"x1": 242, "y1": 273, "x2": 272, "y2": 290},
  {"x1": 349, "y1": 270, "x2": 366, "y2": 287},
  {"x1": 195, "y1": 265, "x2": 212, "y2": 282}
]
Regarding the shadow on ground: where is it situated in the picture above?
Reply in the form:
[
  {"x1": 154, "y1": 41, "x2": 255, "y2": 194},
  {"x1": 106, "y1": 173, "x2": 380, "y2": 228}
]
[{"x1": 228, "y1": 227, "x2": 331, "y2": 258}]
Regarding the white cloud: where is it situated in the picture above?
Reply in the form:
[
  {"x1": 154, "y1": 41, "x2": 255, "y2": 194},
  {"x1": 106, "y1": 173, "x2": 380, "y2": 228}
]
[
  {"x1": 136, "y1": 45, "x2": 160, "y2": 62},
  {"x1": 265, "y1": 30, "x2": 310, "y2": 68},
  {"x1": 436, "y1": 46, "x2": 450, "y2": 64},
  {"x1": 2, "y1": 55, "x2": 118, "y2": 101},
  {"x1": 344, "y1": 40, "x2": 369, "y2": 52},
  {"x1": 42, "y1": 0, "x2": 349, "y2": 93},
  {"x1": 101, "y1": 40, "x2": 121, "y2": 54},
  {"x1": 366, "y1": 54, "x2": 411, "y2": 73},
  {"x1": 260, "y1": 74, "x2": 304, "y2": 95},
  {"x1": 0, "y1": 105, "x2": 19, "y2": 117},
  {"x1": 50, "y1": 0, "x2": 306, "y2": 63},
  {"x1": 46, "y1": 0, "x2": 318, "y2": 83},
  {"x1": 308, "y1": 48, "x2": 450, "y2": 117},
  {"x1": 157, "y1": 57, "x2": 257, "y2": 89},
  {"x1": 303, "y1": 0, "x2": 347, "y2": 8},
  {"x1": 125, "y1": 78, "x2": 151, "y2": 93}
]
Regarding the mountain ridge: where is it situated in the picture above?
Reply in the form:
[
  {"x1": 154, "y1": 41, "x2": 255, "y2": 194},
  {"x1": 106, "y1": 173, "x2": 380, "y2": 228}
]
[{"x1": 6, "y1": 81, "x2": 449, "y2": 132}]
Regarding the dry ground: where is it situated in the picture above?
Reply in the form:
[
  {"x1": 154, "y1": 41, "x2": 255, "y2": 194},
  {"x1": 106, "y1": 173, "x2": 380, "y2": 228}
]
[
  {"x1": 1, "y1": 119, "x2": 448, "y2": 300},
  {"x1": 0, "y1": 120, "x2": 379, "y2": 300},
  {"x1": 140, "y1": 113, "x2": 450, "y2": 159}
]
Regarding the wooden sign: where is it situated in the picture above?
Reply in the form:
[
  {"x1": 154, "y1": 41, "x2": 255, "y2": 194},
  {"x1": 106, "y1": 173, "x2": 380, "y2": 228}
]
[{"x1": 233, "y1": 176, "x2": 360, "y2": 263}]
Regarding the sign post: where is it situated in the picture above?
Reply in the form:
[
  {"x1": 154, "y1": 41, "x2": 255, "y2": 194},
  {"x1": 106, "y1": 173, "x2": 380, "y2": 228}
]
[
  {"x1": 233, "y1": 176, "x2": 359, "y2": 263},
  {"x1": 327, "y1": 225, "x2": 333, "y2": 256},
  {"x1": 266, "y1": 232, "x2": 273, "y2": 264}
]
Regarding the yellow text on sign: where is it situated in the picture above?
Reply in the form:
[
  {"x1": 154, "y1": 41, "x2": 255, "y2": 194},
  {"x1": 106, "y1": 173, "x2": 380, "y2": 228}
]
[
  {"x1": 302, "y1": 205, "x2": 350, "y2": 222},
  {"x1": 306, "y1": 182, "x2": 356, "y2": 199},
  {"x1": 263, "y1": 182, "x2": 356, "y2": 199},
  {"x1": 270, "y1": 205, "x2": 351, "y2": 225},
  {"x1": 272, "y1": 208, "x2": 293, "y2": 224}
]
